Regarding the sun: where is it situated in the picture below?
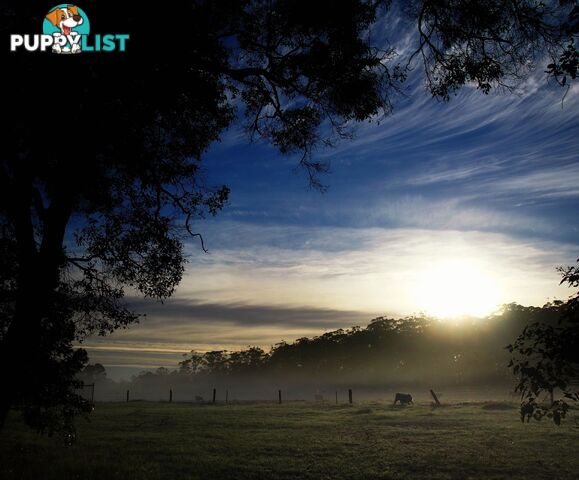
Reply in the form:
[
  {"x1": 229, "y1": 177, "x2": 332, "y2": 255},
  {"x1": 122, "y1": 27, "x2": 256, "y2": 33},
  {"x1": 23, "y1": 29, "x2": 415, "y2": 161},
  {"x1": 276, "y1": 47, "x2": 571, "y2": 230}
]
[{"x1": 414, "y1": 259, "x2": 501, "y2": 319}]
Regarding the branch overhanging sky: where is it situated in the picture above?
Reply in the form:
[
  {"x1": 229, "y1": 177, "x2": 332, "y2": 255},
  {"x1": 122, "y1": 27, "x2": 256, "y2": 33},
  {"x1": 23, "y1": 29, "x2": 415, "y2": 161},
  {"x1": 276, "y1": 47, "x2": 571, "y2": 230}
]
[{"x1": 84, "y1": 10, "x2": 579, "y2": 380}]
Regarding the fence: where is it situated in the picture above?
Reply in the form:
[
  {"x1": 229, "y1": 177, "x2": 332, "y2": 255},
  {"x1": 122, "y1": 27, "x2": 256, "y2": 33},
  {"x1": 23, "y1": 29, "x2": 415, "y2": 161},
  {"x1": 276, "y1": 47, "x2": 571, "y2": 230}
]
[
  {"x1": 74, "y1": 384, "x2": 520, "y2": 404},
  {"x1": 77, "y1": 386, "x2": 363, "y2": 404}
]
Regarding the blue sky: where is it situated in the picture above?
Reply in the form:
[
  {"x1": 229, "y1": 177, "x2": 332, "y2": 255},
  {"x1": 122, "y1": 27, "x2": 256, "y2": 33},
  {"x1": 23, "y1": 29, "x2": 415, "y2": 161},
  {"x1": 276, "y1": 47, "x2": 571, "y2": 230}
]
[{"x1": 84, "y1": 17, "x2": 579, "y2": 380}]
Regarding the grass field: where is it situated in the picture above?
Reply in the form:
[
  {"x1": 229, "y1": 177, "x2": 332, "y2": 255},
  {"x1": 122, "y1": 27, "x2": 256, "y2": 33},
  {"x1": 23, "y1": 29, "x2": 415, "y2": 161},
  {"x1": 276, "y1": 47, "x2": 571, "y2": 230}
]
[{"x1": 1, "y1": 401, "x2": 578, "y2": 480}]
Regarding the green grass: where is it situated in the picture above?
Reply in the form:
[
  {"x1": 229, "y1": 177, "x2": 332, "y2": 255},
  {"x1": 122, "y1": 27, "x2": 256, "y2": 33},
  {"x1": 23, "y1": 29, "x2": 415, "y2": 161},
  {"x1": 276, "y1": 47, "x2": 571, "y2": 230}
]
[{"x1": 1, "y1": 402, "x2": 578, "y2": 479}]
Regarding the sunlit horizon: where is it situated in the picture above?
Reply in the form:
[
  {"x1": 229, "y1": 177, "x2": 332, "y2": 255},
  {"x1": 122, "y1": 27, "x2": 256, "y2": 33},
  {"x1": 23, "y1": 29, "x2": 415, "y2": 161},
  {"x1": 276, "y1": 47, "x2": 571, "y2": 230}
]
[{"x1": 82, "y1": 229, "x2": 574, "y2": 380}]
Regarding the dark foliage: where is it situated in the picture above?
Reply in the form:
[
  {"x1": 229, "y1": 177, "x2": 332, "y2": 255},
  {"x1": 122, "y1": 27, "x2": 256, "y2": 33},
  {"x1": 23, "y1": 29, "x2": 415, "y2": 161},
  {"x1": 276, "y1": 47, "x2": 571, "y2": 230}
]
[
  {"x1": 507, "y1": 260, "x2": 579, "y2": 425},
  {"x1": 0, "y1": 0, "x2": 398, "y2": 437},
  {"x1": 164, "y1": 305, "x2": 556, "y2": 388},
  {"x1": 406, "y1": 0, "x2": 578, "y2": 98}
]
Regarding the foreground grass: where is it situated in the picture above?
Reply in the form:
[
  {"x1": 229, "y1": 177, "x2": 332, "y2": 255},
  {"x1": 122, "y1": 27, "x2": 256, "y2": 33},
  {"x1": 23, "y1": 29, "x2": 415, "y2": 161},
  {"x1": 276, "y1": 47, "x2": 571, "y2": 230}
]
[{"x1": 1, "y1": 402, "x2": 578, "y2": 480}]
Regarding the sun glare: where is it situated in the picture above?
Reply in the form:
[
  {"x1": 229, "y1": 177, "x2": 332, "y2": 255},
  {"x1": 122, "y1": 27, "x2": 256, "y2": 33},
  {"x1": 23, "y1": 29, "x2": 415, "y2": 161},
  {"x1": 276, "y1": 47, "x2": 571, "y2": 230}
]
[{"x1": 414, "y1": 259, "x2": 501, "y2": 319}]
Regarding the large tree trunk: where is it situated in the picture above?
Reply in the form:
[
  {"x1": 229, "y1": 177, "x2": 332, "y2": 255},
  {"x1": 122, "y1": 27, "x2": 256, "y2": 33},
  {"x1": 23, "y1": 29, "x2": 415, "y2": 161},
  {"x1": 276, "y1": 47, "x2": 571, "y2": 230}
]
[
  {"x1": 0, "y1": 296, "x2": 44, "y2": 428},
  {"x1": 0, "y1": 174, "x2": 72, "y2": 429}
]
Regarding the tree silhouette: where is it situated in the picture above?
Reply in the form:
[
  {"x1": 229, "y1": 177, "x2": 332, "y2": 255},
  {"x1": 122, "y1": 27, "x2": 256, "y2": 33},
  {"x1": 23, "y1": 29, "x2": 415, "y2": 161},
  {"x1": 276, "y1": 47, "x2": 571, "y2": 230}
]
[
  {"x1": 508, "y1": 260, "x2": 579, "y2": 425},
  {"x1": 1, "y1": 0, "x2": 576, "y2": 436},
  {"x1": 407, "y1": 0, "x2": 578, "y2": 98},
  {"x1": 171, "y1": 308, "x2": 549, "y2": 390}
]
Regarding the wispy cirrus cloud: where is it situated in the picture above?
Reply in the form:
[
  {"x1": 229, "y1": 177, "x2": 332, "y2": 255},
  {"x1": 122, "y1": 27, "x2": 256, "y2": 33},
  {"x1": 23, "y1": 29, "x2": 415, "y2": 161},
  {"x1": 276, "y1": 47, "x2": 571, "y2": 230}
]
[{"x1": 486, "y1": 163, "x2": 579, "y2": 199}]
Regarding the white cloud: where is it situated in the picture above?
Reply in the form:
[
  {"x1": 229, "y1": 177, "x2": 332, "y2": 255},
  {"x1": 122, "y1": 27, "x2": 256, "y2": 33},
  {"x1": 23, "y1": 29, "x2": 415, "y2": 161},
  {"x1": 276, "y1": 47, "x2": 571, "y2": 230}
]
[
  {"x1": 177, "y1": 222, "x2": 575, "y2": 314},
  {"x1": 488, "y1": 163, "x2": 579, "y2": 199}
]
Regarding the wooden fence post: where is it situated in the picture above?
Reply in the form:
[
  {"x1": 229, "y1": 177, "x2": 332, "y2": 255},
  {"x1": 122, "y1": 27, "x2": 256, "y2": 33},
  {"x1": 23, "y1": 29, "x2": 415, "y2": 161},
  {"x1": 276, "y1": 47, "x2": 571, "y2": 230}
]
[
  {"x1": 226, "y1": 390, "x2": 229, "y2": 404},
  {"x1": 126, "y1": 390, "x2": 130, "y2": 403},
  {"x1": 335, "y1": 391, "x2": 338, "y2": 404},
  {"x1": 348, "y1": 389, "x2": 353, "y2": 404},
  {"x1": 212, "y1": 388, "x2": 216, "y2": 404},
  {"x1": 430, "y1": 389, "x2": 441, "y2": 406},
  {"x1": 169, "y1": 389, "x2": 173, "y2": 403},
  {"x1": 278, "y1": 389, "x2": 282, "y2": 404}
]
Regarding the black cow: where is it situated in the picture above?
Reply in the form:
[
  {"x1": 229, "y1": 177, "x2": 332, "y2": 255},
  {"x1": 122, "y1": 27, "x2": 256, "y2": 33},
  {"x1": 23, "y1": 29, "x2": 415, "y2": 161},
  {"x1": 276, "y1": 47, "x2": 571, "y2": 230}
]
[{"x1": 393, "y1": 393, "x2": 413, "y2": 406}]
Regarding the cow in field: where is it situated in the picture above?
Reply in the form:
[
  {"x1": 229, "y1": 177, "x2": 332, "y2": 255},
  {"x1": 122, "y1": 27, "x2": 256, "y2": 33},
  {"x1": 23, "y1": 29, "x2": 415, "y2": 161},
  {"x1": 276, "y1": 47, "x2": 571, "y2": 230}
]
[{"x1": 393, "y1": 393, "x2": 413, "y2": 406}]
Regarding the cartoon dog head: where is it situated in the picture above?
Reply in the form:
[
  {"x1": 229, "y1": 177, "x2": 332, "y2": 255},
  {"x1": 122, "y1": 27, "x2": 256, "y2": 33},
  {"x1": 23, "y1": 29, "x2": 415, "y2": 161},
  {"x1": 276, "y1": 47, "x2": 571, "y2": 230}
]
[{"x1": 45, "y1": 5, "x2": 83, "y2": 36}]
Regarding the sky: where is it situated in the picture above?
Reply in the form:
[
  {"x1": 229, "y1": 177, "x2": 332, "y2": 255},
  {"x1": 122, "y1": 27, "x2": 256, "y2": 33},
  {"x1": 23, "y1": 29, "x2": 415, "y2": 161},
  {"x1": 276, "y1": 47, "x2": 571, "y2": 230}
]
[{"x1": 83, "y1": 14, "x2": 579, "y2": 381}]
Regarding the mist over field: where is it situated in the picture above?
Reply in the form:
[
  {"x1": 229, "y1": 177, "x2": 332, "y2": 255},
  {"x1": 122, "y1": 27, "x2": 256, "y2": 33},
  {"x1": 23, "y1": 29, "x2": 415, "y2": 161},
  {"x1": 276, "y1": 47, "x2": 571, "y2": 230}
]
[{"x1": 79, "y1": 303, "x2": 562, "y2": 404}]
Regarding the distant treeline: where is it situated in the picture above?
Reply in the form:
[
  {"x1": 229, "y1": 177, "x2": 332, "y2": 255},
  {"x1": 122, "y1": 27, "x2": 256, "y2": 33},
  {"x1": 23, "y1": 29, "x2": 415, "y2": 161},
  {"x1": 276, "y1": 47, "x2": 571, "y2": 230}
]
[{"x1": 83, "y1": 302, "x2": 565, "y2": 392}]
